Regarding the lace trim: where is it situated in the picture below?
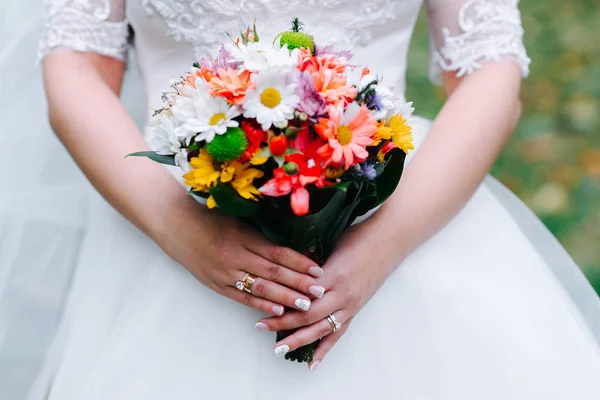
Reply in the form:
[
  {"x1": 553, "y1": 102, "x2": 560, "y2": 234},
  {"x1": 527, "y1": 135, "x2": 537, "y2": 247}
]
[
  {"x1": 433, "y1": 0, "x2": 531, "y2": 78},
  {"x1": 142, "y1": 0, "x2": 396, "y2": 60},
  {"x1": 38, "y1": 2, "x2": 129, "y2": 62}
]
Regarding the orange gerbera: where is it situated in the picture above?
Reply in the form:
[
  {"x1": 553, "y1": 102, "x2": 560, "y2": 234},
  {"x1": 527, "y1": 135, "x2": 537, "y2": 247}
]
[
  {"x1": 182, "y1": 65, "x2": 214, "y2": 89},
  {"x1": 315, "y1": 103, "x2": 377, "y2": 169},
  {"x1": 298, "y1": 51, "x2": 348, "y2": 75},
  {"x1": 208, "y1": 68, "x2": 254, "y2": 105},
  {"x1": 312, "y1": 68, "x2": 357, "y2": 106}
]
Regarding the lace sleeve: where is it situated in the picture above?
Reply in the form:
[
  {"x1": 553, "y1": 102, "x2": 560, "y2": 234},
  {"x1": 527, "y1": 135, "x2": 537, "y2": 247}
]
[
  {"x1": 39, "y1": 0, "x2": 129, "y2": 62},
  {"x1": 426, "y1": 0, "x2": 531, "y2": 84}
]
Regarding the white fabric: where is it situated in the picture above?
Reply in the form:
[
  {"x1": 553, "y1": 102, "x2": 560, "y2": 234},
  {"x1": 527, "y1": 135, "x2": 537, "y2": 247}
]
[
  {"x1": 426, "y1": 0, "x2": 531, "y2": 82},
  {"x1": 0, "y1": 0, "x2": 599, "y2": 399},
  {"x1": 38, "y1": 0, "x2": 129, "y2": 61}
]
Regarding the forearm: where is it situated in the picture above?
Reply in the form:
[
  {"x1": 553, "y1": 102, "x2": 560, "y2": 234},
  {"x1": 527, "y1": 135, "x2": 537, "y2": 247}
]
[
  {"x1": 43, "y1": 51, "x2": 201, "y2": 239},
  {"x1": 363, "y1": 60, "x2": 522, "y2": 268}
]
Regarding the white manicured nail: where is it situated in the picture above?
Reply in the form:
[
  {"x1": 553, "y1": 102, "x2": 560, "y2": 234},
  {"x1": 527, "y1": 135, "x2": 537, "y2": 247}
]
[
  {"x1": 255, "y1": 322, "x2": 269, "y2": 331},
  {"x1": 272, "y1": 305, "x2": 284, "y2": 315},
  {"x1": 310, "y1": 361, "x2": 320, "y2": 371},
  {"x1": 309, "y1": 285, "x2": 325, "y2": 298},
  {"x1": 308, "y1": 266, "x2": 323, "y2": 278},
  {"x1": 295, "y1": 298, "x2": 311, "y2": 311},
  {"x1": 274, "y1": 345, "x2": 290, "y2": 356}
]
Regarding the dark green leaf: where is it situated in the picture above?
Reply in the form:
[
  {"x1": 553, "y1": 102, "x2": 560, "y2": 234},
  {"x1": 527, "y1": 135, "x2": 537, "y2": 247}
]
[
  {"x1": 210, "y1": 183, "x2": 260, "y2": 218},
  {"x1": 189, "y1": 189, "x2": 210, "y2": 199},
  {"x1": 374, "y1": 148, "x2": 406, "y2": 206},
  {"x1": 126, "y1": 151, "x2": 176, "y2": 166}
]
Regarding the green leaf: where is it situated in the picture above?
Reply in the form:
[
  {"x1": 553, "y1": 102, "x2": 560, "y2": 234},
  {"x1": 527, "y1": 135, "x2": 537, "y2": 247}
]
[
  {"x1": 126, "y1": 151, "x2": 176, "y2": 166},
  {"x1": 253, "y1": 181, "x2": 361, "y2": 261},
  {"x1": 210, "y1": 183, "x2": 260, "y2": 217},
  {"x1": 374, "y1": 148, "x2": 406, "y2": 206},
  {"x1": 189, "y1": 188, "x2": 210, "y2": 199}
]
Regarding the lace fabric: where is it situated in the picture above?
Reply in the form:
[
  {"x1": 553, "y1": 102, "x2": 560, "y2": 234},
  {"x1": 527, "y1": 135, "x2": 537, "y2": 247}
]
[
  {"x1": 141, "y1": 0, "x2": 397, "y2": 60},
  {"x1": 427, "y1": 0, "x2": 531, "y2": 82},
  {"x1": 38, "y1": 0, "x2": 129, "y2": 61}
]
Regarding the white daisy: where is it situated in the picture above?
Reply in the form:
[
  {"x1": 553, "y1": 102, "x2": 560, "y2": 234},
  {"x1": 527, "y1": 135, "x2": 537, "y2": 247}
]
[
  {"x1": 148, "y1": 114, "x2": 183, "y2": 155},
  {"x1": 171, "y1": 84, "x2": 241, "y2": 144},
  {"x1": 174, "y1": 149, "x2": 191, "y2": 173},
  {"x1": 390, "y1": 101, "x2": 415, "y2": 123},
  {"x1": 243, "y1": 71, "x2": 299, "y2": 130},
  {"x1": 225, "y1": 41, "x2": 299, "y2": 73}
]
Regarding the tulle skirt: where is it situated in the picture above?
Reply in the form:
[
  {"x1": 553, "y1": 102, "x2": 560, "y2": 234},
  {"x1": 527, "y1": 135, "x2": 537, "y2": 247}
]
[{"x1": 2, "y1": 3, "x2": 600, "y2": 399}]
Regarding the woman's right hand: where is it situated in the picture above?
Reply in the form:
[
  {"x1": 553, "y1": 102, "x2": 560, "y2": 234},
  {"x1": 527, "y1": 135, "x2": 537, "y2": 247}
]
[{"x1": 153, "y1": 200, "x2": 325, "y2": 317}]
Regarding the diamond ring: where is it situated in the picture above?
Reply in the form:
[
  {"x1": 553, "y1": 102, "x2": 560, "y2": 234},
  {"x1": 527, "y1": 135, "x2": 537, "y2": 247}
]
[{"x1": 235, "y1": 272, "x2": 257, "y2": 294}]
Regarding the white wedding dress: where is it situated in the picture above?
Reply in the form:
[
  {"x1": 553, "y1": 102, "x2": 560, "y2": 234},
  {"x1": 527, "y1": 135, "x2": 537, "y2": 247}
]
[{"x1": 1, "y1": 0, "x2": 600, "y2": 399}]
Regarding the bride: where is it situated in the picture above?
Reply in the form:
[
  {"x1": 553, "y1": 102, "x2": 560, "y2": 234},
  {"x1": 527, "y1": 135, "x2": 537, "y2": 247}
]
[{"x1": 2, "y1": 0, "x2": 600, "y2": 398}]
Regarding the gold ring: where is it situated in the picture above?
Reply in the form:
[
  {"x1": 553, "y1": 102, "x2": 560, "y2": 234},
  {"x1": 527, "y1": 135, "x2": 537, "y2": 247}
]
[
  {"x1": 235, "y1": 272, "x2": 257, "y2": 294},
  {"x1": 326, "y1": 314, "x2": 342, "y2": 333}
]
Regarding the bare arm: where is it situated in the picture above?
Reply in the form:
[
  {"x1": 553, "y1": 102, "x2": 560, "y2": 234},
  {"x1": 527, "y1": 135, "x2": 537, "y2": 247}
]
[
  {"x1": 369, "y1": 60, "x2": 522, "y2": 267},
  {"x1": 44, "y1": 50, "x2": 195, "y2": 239}
]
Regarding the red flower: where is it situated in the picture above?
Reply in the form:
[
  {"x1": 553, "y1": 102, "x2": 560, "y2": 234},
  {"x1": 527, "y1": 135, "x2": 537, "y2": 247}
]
[
  {"x1": 259, "y1": 152, "x2": 322, "y2": 216},
  {"x1": 239, "y1": 120, "x2": 267, "y2": 162},
  {"x1": 269, "y1": 135, "x2": 289, "y2": 156}
]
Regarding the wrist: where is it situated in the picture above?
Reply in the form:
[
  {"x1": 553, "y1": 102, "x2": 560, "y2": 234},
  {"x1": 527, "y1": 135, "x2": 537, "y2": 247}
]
[{"x1": 147, "y1": 189, "x2": 210, "y2": 249}]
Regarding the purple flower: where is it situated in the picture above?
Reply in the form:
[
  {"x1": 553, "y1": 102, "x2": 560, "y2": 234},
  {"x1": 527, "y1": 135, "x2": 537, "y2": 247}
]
[
  {"x1": 358, "y1": 162, "x2": 377, "y2": 180},
  {"x1": 314, "y1": 44, "x2": 353, "y2": 61},
  {"x1": 296, "y1": 71, "x2": 328, "y2": 118},
  {"x1": 199, "y1": 46, "x2": 242, "y2": 70},
  {"x1": 363, "y1": 89, "x2": 385, "y2": 114}
]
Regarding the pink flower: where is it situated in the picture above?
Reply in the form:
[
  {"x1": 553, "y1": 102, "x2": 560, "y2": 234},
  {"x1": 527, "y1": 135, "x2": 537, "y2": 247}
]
[
  {"x1": 315, "y1": 103, "x2": 377, "y2": 169},
  {"x1": 259, "y1": 153, "x2": 322, "y2": 216}
]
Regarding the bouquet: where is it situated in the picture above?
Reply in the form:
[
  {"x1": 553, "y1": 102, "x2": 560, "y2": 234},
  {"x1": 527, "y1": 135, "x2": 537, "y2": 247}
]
[{"x1": 130, "y1": 19, "x2": 415, "y2": 363}]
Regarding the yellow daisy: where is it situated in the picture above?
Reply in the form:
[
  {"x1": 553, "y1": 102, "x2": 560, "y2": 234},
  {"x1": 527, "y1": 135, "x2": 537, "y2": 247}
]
[
  {"x1": 387, "y1": 113, "x2": 414, "y2": 154},
  {"x1": 183, "y1": 149, "x2": 220, "y2": 192},
  {"x1": 183, "y1": 150, "x2": 264, "y2": 208}
]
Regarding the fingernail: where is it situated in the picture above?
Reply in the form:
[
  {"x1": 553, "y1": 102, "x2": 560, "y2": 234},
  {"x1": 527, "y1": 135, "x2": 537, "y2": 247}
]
[
  {"x1": 295, "y1": 298, "x2": 311, "y2": 311},
  {"x1": 255, "y1": 322, "x2": 269, "y2": 331},
  {"x1": 272, "y1": 305, "x2": 284, "y2": 316},
  {"x1": 309, "y1": 285, "x2": 325, "y2": 298},
  {"x1": 308, "y1": 266, "x2": 323, "y2": 278},
  {"x1": 310, "y1": 361, "x2": 320, "y2": 371},
  {"x1": 274, "y1": 344, "x2": 290, "y2": 356}
]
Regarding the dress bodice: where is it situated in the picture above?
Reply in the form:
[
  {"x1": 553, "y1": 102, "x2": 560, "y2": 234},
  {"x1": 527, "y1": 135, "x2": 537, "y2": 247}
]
[
  {"x1": 39, "y1": 0, "x2": 531, "y2": 118},
  {"x1": 127, "y1": 0, "x2": 423, "y2": 112}
]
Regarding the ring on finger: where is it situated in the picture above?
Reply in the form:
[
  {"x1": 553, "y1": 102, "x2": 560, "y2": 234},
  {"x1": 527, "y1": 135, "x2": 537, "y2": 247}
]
[
  {"x1": 235, "y1": 272, "x2": 257, "y2": 294},
  {"x1": 326, "y1": 313, "x2": 342, "y2": 333}
]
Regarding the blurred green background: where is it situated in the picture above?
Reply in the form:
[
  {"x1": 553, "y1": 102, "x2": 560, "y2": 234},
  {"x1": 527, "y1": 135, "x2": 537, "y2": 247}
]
[{"x1": 407, "y1": 1, "x2": 600, "y2": 293}]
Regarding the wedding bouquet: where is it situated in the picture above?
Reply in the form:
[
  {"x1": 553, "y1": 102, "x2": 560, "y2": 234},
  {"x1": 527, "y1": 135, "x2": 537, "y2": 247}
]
[{"x1": 130, "y1": 19, "x2": 415, "y2": 363}]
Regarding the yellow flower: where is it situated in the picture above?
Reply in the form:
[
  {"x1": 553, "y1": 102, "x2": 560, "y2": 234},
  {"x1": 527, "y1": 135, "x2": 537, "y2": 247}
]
[
  {"x1": 387, "y1": 114, "x2": 414, "y2": 154},
  {"x1": 207, "y1": 195, "x2": 217, "y2": 209},
  {"x1": 250, "y1": 148, "x2": 269, "y2": 165},
  {"x1": 184, "y1": 150, "x2": 220, "y2": 193},
  {"x1": 229, "y1": 161, "x2": 264, "y2": 200},
  {"x1": 371, "y1": 121, "x2": 391, "y2": 146},
  {"x1": 184, "y1": 150, "x2": 264, "y2": 203}
]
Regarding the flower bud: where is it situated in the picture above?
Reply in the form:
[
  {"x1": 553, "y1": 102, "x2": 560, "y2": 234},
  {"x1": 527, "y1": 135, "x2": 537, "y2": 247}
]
[
  {"x1": 283, "y1": 162, "x2": 299, "y2": 176},
  {"x1": 284, "y1": 126, "x2": 300, "y2": 140}
]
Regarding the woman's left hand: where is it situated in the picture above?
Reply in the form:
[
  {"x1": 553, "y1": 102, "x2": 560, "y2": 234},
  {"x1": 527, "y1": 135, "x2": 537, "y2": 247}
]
[{"x1": 256, "y1": 220, "x2": 404, "y2": 370}]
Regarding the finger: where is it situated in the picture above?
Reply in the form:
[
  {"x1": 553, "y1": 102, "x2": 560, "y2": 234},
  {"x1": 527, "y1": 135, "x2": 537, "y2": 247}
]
[
  {"x1": 248, "y1": 276, "x2": 314, "y2": 311},
  {"x1": 224, "y1": 287, "x2": 285, "y2": 317},
  {"x1": 247, "y1": 242, "x2": 323, "y2": 278},
  {"x1": 273, "y1": 310, "x2": 350, "y2": 358},
  {"x1": 309, "y1": 317, "x2": 353, "y2": 371},
  {"x1": 245, "y1": 255, "x2": 326, "y2": 300},
  {"x1": 259, "y1": 292, "x2": 337, "y2": 331}
]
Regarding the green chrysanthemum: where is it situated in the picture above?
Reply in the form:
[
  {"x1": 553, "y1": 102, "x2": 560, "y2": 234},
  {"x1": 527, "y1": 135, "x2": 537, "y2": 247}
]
[
  {"x1": 206, "y1": 127, "x2": 248, "y2": 162},
  {"x1": 278, "y1": 18, "x2": 315, "y2": 53}
]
